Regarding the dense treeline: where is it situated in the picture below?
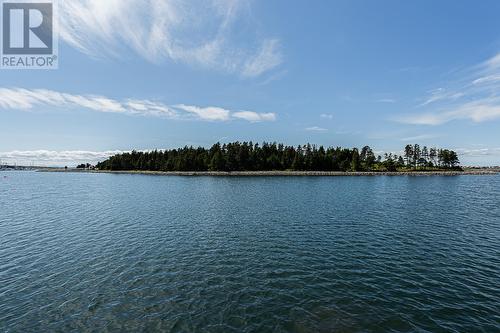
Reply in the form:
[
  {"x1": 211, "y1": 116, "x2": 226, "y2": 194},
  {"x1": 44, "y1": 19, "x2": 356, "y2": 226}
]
[{"x1": 95, "y1": 142, "x2": 460, "y2": 172}]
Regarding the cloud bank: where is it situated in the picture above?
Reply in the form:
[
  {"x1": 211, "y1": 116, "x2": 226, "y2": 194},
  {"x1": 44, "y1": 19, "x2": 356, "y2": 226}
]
[
  {"x1": 59, "y1": 0, "x2": 282, "y2": 77},
  {"x1": 0, "y1": 88, "x2": 276, "y2": 123},
  {"x1": 0, "y1": 150, "x2": 124, "y2": 167}
]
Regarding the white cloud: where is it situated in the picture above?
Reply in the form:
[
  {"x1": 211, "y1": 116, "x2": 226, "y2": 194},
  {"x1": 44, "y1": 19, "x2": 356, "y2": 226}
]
[
  {"x1": 64, "y1": 94, "x2": 126, "y2": 113},
  {"x1": 232, "y1": 111, "x2": 276, "y2": 122},
  {"x1": 125, "y1": 99, "x2": 174, "y2": 117},
  {"x1": 59, "y1": 0, "x2": 282, "y2": 77},
  {"x1": 0, "y1": 87, "x2": 276, "y2": 123},
  {"x1": 305, "y1": 126, "x2": 328, "y2": 132},
  {"x1": 0, "y1": 150, "x2": 124, "y2": 167},
  {"x1": 456, "y1": 99, "x2": 500, "y2": 122},
  {"x1": 174, "y1": 104, "x2": 230, "y2": 121},
  {"x1": 0, "y1": 87, "x2": 176, "y2": 117},
  {"x1": 320, "y1": 113, "x2": 333, "y2": 119}
]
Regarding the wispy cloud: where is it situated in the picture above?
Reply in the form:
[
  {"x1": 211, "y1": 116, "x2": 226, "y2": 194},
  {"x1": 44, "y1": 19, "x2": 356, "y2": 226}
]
[
  {"x1": 485, "y1": 53, "x2": 500, "y2": 69},
  {"x1": 320, "y1": 113, "x2": 333, "y2": 119},
  {"x1": 455, "y1": 147, "x2": 500, "y2": 157},
  {"x1": 399, "y1": 134, "x2": 438, "y2": 142},
  {"x1": 472, "y1": 75, "x2": 500, "y2": 85},
  {"x1": 400, "y1": 97, "x2": 500, "y2": 125},
  {"x1": 0, "y1": 88, "x2": 276, "y2": 123},
  {"x1": 59, "y1": 0, "x2": 282, "y2": 77},
  {"x1": 241, "y1": 39, "x2": 283, "y2": 78},
  {"x1": 257, "y1": 69, "x2": 288, "y2": 86},
  {"x1": 455, "y1": 147, "x2": 500, "y2": 166},
  {"x1": 376, "y1": 98, "x2": 396, "y2": 103},
  {"x1": 305, "y1": 126, "x2": 328, "y2": 132},
  {"x1": 399, "y1": 52, "x2": 500, "y2": 125},
  {"x1": 418, "y1": 88, "x2": 464, "y2": 107}
]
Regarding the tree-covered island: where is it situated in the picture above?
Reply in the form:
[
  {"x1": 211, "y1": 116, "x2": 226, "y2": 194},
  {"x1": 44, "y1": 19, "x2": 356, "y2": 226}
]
[{"x1": 91, "y1": 142, "x2": 460, "y2": 172}]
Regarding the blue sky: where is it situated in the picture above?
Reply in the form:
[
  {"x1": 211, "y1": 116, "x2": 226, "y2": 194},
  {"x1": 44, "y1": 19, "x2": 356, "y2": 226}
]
[{"x1": 1, "y1": 0, "x2": 500, "y2": 166}]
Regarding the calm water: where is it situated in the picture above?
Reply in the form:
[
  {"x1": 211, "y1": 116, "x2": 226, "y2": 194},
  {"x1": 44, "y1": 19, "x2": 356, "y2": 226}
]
[{"x1": 1, "y1": 172, "x2": 499, "y2": 332}]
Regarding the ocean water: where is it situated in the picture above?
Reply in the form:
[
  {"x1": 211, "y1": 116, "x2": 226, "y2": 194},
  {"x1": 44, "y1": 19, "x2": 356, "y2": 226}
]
[{"x1": 1, "y1": 172, "x2": 499, "y2": 332}]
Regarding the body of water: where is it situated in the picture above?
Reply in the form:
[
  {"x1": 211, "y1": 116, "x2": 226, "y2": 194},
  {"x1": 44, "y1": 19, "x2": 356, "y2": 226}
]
[{"x1": 1, "y1": 172, "x2": 499, "y2": 332}]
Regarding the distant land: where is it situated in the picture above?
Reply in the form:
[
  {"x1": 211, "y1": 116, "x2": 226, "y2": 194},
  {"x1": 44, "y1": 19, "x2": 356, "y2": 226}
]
[
  {"x1": 35, "y1": 142, "x2": 495, "y2": 175},
  {"x1": 91, "y1": 142, "x2": 463, "y2": 173},
  {"x1": 2, "y1": 141, "x2": 500, "y2": 176},
  {"x1": 0, "y1": 165, "x2": 36, "y2": 171}
]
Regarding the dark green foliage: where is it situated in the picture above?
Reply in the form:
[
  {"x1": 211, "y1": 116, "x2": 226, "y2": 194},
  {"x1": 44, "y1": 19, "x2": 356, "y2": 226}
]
[
  {"x1": 382, "y1": 153, "x2": 398, "y2": 172},
  {"x1": 360, "y1": 146, "x2": 376, "y2": 170},
  {"x1": 351, "y1": 149, "x2": 360, "y2": 171},
  {"x1": 438, "y1": 149, "x2": 460, "y2": 168},
  {"x1": 76, "y1": 163, "x2": 92, "y2": 169},
  {"x1": 402, "y1": 144, "x2": 461, "y2": 170},
  {"x1": 95, "y1": 142, "x2": 460, "y2": 172}
]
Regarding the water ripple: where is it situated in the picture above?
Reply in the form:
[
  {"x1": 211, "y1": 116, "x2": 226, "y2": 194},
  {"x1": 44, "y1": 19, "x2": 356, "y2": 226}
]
[{"x1": 1, "y1": 172, "x2": 499, "y2": 332}]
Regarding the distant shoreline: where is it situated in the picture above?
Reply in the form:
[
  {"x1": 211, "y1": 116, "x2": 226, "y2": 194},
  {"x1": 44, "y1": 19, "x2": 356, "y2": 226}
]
[{"x1": 38, "y1": 169, "x2": 499, "y2": 177}]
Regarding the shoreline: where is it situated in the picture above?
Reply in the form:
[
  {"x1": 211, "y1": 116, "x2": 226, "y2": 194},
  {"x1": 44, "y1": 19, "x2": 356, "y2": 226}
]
[{"x1": 38, "y1": 169, "x2": 499, "y2": 177}]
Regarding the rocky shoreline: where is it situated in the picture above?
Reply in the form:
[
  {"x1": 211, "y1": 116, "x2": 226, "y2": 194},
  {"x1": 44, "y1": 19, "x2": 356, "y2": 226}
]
[{"x1": 39, "y1": 169, "x2": 499, "y2": 177}]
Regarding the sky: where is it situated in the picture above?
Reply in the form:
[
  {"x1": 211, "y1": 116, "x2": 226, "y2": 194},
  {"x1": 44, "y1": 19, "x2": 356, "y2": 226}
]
[{"x1": 1, "y1": 0, "x2": 500, "y2": 166}]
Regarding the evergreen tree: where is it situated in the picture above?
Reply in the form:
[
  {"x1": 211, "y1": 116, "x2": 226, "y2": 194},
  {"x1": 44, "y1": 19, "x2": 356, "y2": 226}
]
[
  {"x1": 404, "y1": 145, "x2": 413, "y2": 168},
  {"x1": 95, "y1": 142, "x2": 460, "y2": 172},
  {"x1": 413, "y1": 144, "x2": 421, "y2": 169},
  {"x1": 351, "y1": 149, "x2": 360, "y2": 171}
]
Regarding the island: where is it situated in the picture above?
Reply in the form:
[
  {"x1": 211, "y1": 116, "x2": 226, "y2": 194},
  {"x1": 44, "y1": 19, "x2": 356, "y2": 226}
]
[{"x1": 60, "y1": 142, "x2": 499, "y2": 176}]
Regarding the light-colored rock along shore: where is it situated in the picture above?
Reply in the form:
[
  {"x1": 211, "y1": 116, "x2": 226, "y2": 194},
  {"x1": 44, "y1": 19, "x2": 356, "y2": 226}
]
[{"x1": 39, "y1": 169, "x2": 499, "y2": 176}]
